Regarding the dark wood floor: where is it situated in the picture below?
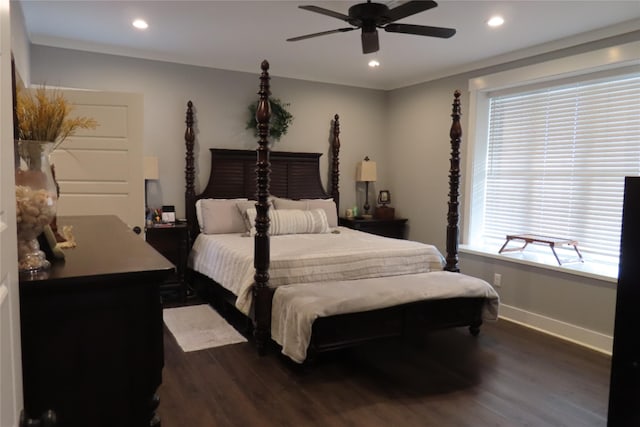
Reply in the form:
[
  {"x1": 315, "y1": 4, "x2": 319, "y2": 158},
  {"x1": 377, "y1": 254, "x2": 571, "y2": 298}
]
[{"x1": 157, "y1": 306, "x2": 610, "y2": 427}]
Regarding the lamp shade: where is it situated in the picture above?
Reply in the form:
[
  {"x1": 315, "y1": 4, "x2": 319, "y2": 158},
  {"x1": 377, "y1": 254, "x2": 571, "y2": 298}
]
[
  {"x1": 144, "y1": 156, "x2": 159, "y2": 180},
  {"x1": 356, "y1": 158, "x2": 377, "y2": 182}
]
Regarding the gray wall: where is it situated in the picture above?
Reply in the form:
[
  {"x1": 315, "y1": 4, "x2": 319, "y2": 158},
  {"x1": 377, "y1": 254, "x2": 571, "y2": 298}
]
[
  {"x1": 10, "y1": 0, "x2": 30, "y2": 85},
  {"x1": 30, "y1": 30, "x2": 640, "y2": 353},
  {"x1": 29, "y1": 45, "x2": 388, "y2": 220}
]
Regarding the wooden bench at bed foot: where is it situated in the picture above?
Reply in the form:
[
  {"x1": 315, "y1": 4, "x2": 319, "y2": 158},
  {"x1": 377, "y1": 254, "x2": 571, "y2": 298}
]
[
  {"x1": 310, "y1": 297, "x2": 485, "y2": 355},
  {"x1": 271, "y1": 271, "x2": 500, "y2": 363}
]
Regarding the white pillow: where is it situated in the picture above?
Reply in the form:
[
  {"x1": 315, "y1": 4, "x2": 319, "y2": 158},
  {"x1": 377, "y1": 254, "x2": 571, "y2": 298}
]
[
  {"x1": 305, "y1": 199, "x2": 338, "y2": 228},
  {"x1": 236, "y1": 200, "x2": 274, "y2": 232},
  {"x1": 273, "y1": 198, "x2": 307, "y2": 210},
  {"x1": 197, "y1": 198, "x2": 248, "y2": 234},
  {"x1": 236, "y1": 200, "x2": 258, "y2": 220},
  {"x1": 273, "y1": 198, "x2": 338, "y2": 228},
  {"x1": 244, "y1": 208, "x2": 330, "y2": 236},
  {"x1": 196, "y1": 198, "x2": 247, "y2": 232}
]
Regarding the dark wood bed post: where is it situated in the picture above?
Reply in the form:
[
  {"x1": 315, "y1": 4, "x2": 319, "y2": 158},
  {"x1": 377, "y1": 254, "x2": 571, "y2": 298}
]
[
  {"x1": 331, "y1": 114, "x2": 341, "y2": 213},
  {"x1": 184, "y1": 100, "x2": 197, "y2": 242},
  {"x1": 445, "y1": 90, "x2": 462, "y2": 273},
  {"x1": 253, "y1": 60, "x2": 273, "y2": 355}
]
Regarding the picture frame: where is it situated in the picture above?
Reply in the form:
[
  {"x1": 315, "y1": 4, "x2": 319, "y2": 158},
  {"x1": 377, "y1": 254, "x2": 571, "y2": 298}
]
[
  {"x1": 378, "y1": 190, "x2": 391, "y2": 206},
  {"x1": 161, "y1": 205, "x2": 176, "y2": 223}
]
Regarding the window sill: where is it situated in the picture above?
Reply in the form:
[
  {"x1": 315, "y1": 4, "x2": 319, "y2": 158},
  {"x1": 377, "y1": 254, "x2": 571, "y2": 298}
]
[{"x1": 459, "y1": 243, "x2": 618, "y2": 284}]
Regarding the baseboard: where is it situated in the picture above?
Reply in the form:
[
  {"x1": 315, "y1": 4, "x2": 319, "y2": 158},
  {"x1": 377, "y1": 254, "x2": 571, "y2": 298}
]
[{"x1": 498, "y1": 304, "x2": 612, "y2": 355}]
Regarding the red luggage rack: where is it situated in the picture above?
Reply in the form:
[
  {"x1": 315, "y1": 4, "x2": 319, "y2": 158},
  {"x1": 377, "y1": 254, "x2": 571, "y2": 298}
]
[{"x1": 498, "y1": 234, "x2": 584, "y2": 266}]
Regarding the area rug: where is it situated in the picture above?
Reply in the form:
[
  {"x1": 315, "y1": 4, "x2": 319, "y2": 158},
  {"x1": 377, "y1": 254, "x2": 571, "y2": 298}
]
[{"x1": 163, "y1": 304, "x2": 247, "y2": 352}]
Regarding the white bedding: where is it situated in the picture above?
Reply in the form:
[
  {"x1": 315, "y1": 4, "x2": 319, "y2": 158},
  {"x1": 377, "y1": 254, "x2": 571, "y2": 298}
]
[
  {"x1": 188, "y1": 226, "x2": 445, "y2": 314},
  {"x1": 271, "y1": 271, "x2": 500, "y2": 363}
]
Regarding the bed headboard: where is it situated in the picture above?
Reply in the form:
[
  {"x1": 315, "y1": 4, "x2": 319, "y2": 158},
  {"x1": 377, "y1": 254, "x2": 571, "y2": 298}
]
[
  {"x1": 183, "y1": 104, "x2": 341, "y2": 241},
  {"x1": 200, "y1": 149, "x2": 331, "y2": 200}
]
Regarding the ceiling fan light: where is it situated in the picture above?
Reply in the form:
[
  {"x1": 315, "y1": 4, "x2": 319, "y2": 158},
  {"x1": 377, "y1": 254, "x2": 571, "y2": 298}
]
[
  {"x1": 132, "y1": 19, "x2": 149, "y2": 30},
  {"x1": 361, "y1": 30, "x2": 380, "y2": 54},
  {"x1": 487, "y1": 16, "x2": 504, "y2": 27}
]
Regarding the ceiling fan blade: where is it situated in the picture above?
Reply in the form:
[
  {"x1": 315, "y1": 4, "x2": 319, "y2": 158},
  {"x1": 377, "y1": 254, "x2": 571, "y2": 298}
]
[
  {"x1": 287, "y1": 27, "x2": 355, "y2": 42},
  {"x1": 384, "y1": 23, "x2": 456, "y2": 38},
  {"x1": 361, "y1": 30, "x2": 380, "y2": 54},
  {"x1": 385, "y1": 1, "x2": 438, "y2": 23},
  {"x1": 298, "y1": 5, "x2": 351, "y2": 22}
]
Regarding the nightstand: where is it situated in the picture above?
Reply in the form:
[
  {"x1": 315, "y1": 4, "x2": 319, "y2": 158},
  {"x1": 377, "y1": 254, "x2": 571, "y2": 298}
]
[
  {"x1": 145, "y1": 221, "x2": 190, "y2": 302},
  {"x1": 339, "y1": 217, "x2": 408, "y2": 239}
]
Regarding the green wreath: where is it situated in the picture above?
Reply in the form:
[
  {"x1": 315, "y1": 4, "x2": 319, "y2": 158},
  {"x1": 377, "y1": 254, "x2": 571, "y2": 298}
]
[{"x1": 246, "y1": 98, "x2": 294, "y2": 141}]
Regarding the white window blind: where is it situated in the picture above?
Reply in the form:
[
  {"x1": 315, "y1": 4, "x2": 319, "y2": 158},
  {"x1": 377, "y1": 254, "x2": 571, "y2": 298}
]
[{"x1": 483, "y1": 72, "x2": 640, "y2": 261}]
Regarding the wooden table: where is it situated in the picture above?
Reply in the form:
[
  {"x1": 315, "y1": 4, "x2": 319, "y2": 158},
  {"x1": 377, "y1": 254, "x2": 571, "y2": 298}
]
[
  {"x1": 499, "y1": 233, "x2": 583, "y2": 265},
  {"x1": 19, "y1": 215, "x2": 173, "y2": 427}
]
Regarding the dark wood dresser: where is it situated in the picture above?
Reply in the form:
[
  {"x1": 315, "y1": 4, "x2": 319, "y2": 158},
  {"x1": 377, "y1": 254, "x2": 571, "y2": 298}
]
[{"x1": 19, "y1": 215, "x2": 173, "y2": 427}]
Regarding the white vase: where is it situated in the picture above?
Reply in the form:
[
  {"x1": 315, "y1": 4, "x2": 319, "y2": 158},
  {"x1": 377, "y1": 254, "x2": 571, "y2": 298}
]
[{"x1": 15, "y1": 140, "x2": 58, "y2": 273}]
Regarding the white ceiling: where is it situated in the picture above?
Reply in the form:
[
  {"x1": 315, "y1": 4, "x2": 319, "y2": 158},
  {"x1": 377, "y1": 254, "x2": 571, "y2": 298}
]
[{"x1": 19, "y1": 0, "x2": 640, "y2": 90}]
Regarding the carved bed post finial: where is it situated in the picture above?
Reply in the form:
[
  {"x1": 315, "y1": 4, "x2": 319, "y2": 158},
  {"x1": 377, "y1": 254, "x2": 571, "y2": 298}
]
[
  {"x1": 445, "y1": 90, "x2": 462, "y2": 273},
  {"x1": 185, "y1": 100, "x2": 196, "y2": 242},
  {"x1": 331, "y1": 114, "x2": 341, "y2": 213},
  {"x1": 254, "y1": 60, "x2": 272, "y2": 354}
]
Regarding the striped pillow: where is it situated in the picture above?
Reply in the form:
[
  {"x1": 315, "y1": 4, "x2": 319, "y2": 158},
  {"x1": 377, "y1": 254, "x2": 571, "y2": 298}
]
[
  {"x1": 272, "y1": 198, "x2": 338, "y2": 228},
  {"x1": 244, "y1": 208, "x2": 330, "y2": 236}
]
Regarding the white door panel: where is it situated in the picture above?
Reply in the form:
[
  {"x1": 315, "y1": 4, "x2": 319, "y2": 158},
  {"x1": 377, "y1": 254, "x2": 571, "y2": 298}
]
[
  {"x1": 52, "y1": 150, "x2": 131, "y2": 180},
  {"x1": 0, "y1": 0, "x2": 24, "y2": 425},
  {"x1": 49, "y1": 90, "x2": 144, "y2": 231},
  {"x1": 57, "y1": 194, "x2": 132, "y2": 217}
]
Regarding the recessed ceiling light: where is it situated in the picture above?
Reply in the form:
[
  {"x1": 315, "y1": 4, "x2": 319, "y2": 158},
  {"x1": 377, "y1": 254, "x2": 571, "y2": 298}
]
[
  {"x1": 368, "y1": 60, "x2": 380, "y2": 68},
  {"x1": 487, "y1": 16, "x2": 504, "y2": 27},
  {"x1": 132, "y1": 19, "x2": 148, "y2": 30}
]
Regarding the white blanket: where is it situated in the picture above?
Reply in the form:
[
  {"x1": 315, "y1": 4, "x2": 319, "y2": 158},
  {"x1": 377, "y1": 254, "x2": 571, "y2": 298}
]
[
  {"x1": 271, "y1": 271, "x2": 500, "y2": 363},
  {"x1": 189, "y1": 227, "x2": 445, "y2": 314}
]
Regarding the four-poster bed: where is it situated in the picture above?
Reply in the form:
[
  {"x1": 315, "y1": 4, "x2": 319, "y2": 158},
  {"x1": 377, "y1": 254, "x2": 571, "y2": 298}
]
[{"x1": 184, "y1": 60, "x2": 498, "y2": 362}]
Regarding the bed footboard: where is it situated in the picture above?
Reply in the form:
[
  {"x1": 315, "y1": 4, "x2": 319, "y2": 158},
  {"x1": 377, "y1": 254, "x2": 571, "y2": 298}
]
[{"x1": 309, "y1": 298, "x2": 485, "y2": 357}]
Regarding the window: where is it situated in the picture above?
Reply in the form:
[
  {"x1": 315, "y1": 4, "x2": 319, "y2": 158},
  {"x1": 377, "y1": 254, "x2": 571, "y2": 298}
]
[
  {"x1": 485, "y1": 73, "x2": 640, "y2": 262},
  {"x1": 464, "y1": 41, "x2": 640, "y2": 276}
]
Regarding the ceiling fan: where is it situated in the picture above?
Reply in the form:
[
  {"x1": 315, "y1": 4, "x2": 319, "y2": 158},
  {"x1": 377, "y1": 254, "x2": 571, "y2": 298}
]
[{"x1": 287, "y1": 0, "x2": 456, "y2": 54}]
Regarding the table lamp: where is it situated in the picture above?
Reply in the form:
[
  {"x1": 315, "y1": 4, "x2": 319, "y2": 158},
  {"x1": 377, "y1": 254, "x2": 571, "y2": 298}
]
[
  {"x1": 144, "y1": 156, "x2": 160, "y2": 223},
  {"x1": 356, "y1": 156, "x2": 377, "y2": 218}
]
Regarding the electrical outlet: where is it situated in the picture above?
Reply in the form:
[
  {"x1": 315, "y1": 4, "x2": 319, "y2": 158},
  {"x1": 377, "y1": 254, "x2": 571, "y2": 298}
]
[{"x1": 493, "y1": 273, "x2": 502, "y2": 287}]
